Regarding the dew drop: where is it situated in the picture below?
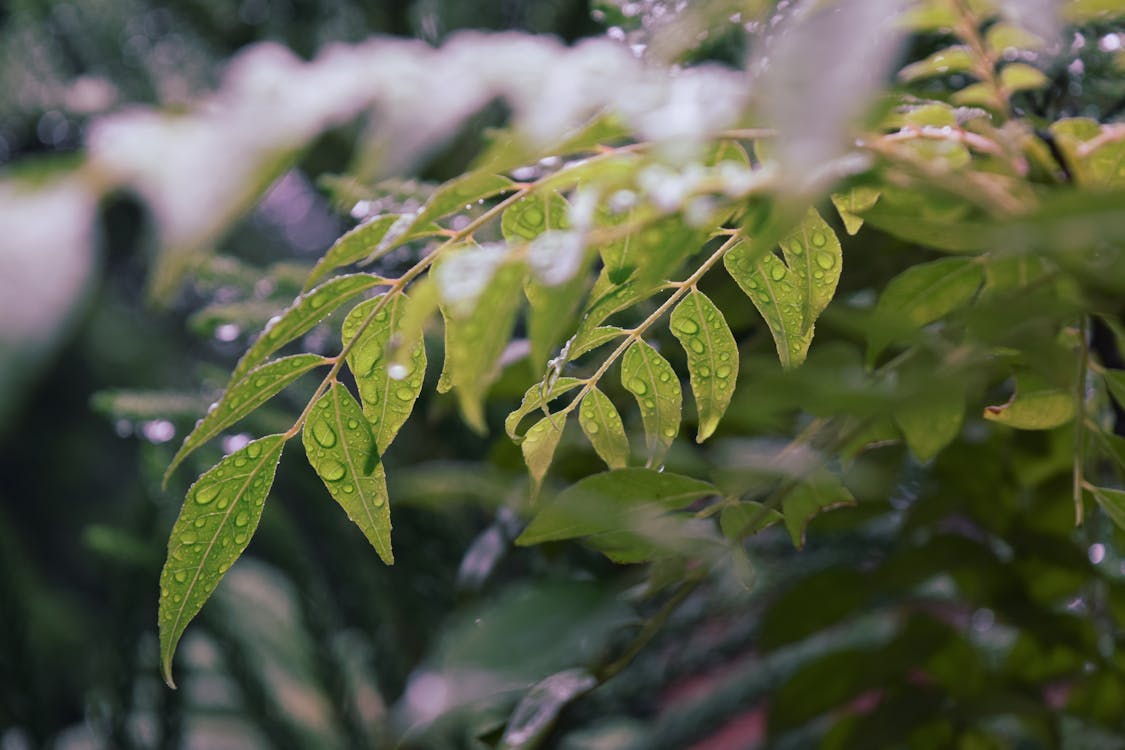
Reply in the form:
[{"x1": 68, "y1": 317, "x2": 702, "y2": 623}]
[
  {"x1": 815, "y1": 251, "x2": 836, "y2": 270},
  {"x1": 174, "y1": 571, "x2": 187, "y2": 583},
  {"x1": 312, "y1": 421, "x2": 337, "y2": 448},
  {"x1": 770, "y1": 264, "x2": 786, "y2": 281},
  {"x1": 699, "y1": 366, "x2": 711, "y2": 377},
  {"x1": 716, "y1": 364, "x2": 732, "y2": 378},
  {"x1": 689, "y1": 339, "x2": 705, "y2": 354},
  {"x1": 234, "y1": 511, "x2": 250, "y2": 527},
  {"x1": 254, "y1": 376, "x2": 269, "y2": 388},
  {"x1": 320, "y1": 461, "x2": 346, "y2": 481},
  {"x1": 373, "y1": 309, "x2": 388, "y2": 323},
  {"x1": 352, "y1": 345, "x2": 381, "y2": 375},
  {"x1": 658, "y1": 371, "x2": 671, "y2": 382},
  {"x1": 234, "y1": 532, "x2": 248, "y2": 545},
  {"x1": 662, "y1": 427, "x2": 676, "y2": 438},
  {"x1": 309, "y1": 292, "x2": 328, "y2": 309},
  {"x1": 787, "y1": 239, "x2": 803, "y2": 255},
  {"x1": 395, "y1": 387, "x2": 414, "y2": 402},
  {"x1": 811, "y1": 231, "x2": 827, "y2": 248},
  {"x1": 195, "y1": 485, "x2": 220, "y2": 505},
  {"x1": 246, "y1": 442, "x2": 262, "y2": 459},
  {"x1": 233, "y1": 456, "x2": 247, "y2": 468},
  {"x1": 347, "y1": 418, "x2": 359, "y2": 429},
  {"x1": 585, "y1": 421, "x2": 600, "y2": 434},
  {"x1": 628, "y1": 378, "x2": 648, "y2": 395},
  {"x1": 677, "y1": 318, "x2": 699, "y2": 334},
  {"x1": 342, "y1": 484, "x2": 354, "y2": 494},
  {"x1": 193, "y1": 518, "x2": 206, "y2": 528},
  {"x1": 216, "y1": 496, "x2": 230, "y2": 510},
  {"x1": 644, "y1": 399, "x2": 655, "y2": 409},
  {"x1": 372, "y1": 494, "x2": 386, "y2": 507}
]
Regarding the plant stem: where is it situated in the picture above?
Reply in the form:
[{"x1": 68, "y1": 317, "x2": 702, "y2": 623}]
[{"x1": 1074, "y1": 316, "x2": 1089, "y2": 525}]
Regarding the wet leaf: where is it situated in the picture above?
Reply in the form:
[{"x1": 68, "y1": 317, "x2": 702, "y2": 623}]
[
  {"x1": 522, "y1": 415, "x2": 566, "y2": 499},
  {"x1": 831, "y1": 187, "x2": 881, "y2": 235},
  {"x1": 159, "y1": 433, "x2": 285, "y2": 687},
  {"x1": 506, "y1": 377, "x2": 584, "y2": 440},
  {"x1": 342, "y1": 294, "x2": 426, "y2": 452},
  {"x1": 516, "y1": 469, "x2": 714, "y2": 546},
  {"x1": 164, "y1": 354, "x2": 328, "y2": 484},
  {"x1": 724, "y1": 239, "x2": 814, "y2": 369},
  {"x1": 578, "y1": 387, "x2": 630, "y2": 469},
  {"x1": 499, "y1": 668, "x2": 597, "y2": 750},
  {"x1": 231, "y1": 274, "x2": 384, "y2": 382},
  {"x1": 868, "y1": 257, "x2": 984, "y2": 364},
  {"x1": 568, "y1": 325, "x2": 627, "y2": 361},
  {"x1": 304, "y1": 214, "x2": 402, "y2": 290},
  {"x1": 303, "y1": 382, "x2": 393, "y2": 564},
  {"x1": 573, "y1": 276, "x2": 660, "y2": 345},
  {"x1": 984, "y1": 372, "x2": 1075, "y2": 429},
  {"x1": 621, "y1": 340, "x2": 682, "y2": 467},
  {"x1": 670, "y1": 290, "x2": 739, "y2": 442},
  {"x1": 412, "y1": 172, "x2": 515, "y2": 230},
  {"x1": 783, "y1": 472, "x2": 856, "y2": 549}
]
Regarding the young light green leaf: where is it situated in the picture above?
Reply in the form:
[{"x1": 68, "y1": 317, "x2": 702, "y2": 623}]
[
  {"x1": 621, "y1": 340, "x2": 682, "y2": 466},
  {"x1": 572, "y1": 274, "x2": 660, "y2": 349},
  {"x1": 830, "y1": 187, "x2": 881, "y2": 235},
  {"x1": 441, "y1": 259, "x2": 527, "y2": 432},
  {"x1": 568, "y1": 325, "x2": 627, "y2": 361},
  {"x1": 578, "y1": 387, "x2": 630, "y2": 469},
  {"x1": 159, "y1": 433, "x2": 285, "y2": 687},
  {"x1": 231, "y1": 274, "x2": 384, "y2": 382},
  {"x1": 164, "y1": 354, "x2": 328, "y2": 484},
  {"x1": 984, "y1": 372, "x2": 1075, "y2": 429},
  {"x1": 894, "y1": 384, "x2": 965, "y2": 461},
  {"x1": 724, "y1": 240, "x2": 814, "y2": 369},
  {"x1": 1000, "y1": 62, "x2": 1049, "y2": 92},
  {"x1": 719, "y1": 501, "x2": 783, "y2": 540},
  {"x1": 303, "y1": 382, "x2": 393, "y2": 564},
  {"x1": 781, "y1": 208, "x2": 842, "y2": 333},
  {"x1": 342, "y1": 294, "x2": 427, "y2": 452},
  {"x1": 516, "y1": 469, "x2": 715, "y2": 546},
  {"x1": 671, "y1": 290, "x2": 739, "y2": 443},
  {"x1": 783, "y1": 472, "x2": 856, "y2": 549},
  {"x1": 506, "y1": 376, "x2": 584, "y2": 440},
  {"x1": 304, "y1": 214, "x2": 400, "y2": 290},
  {"x1": 521, "y1": 415, "x2": 566, "y2": 499},
  {"x1": 868, "y1": 257, "x2": 984, "y2": 364},
  {"x1": 1089, "y1": 485, "x2": 1125, "y2": 531}
]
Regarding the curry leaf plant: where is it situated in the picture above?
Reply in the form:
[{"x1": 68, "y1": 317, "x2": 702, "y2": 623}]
[{"x1": 124, "y1": 0, "x2": 1125, "y2": 688}]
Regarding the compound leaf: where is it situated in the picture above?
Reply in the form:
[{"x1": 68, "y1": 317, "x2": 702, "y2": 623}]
[
  {"x1": 164, "y1": 354, "x2": 328, "y2": 484},
  {"x1": 577, "y1": 387, "x2": 630, "y2": 470},
  {"x1": 232, "y1": 274, "x2": 384, "y2": 382},
  {"x1": 303, "y1": 382, "x2": 393, "y2": 564},
  {"x1": 159, "y1": 433, "x2": 286, "y2": 687},
  {"x1": 621, "y1": 340, "x2": 682, "y2": 467},
  {"x1": 342, "y1": 294, "x2": 426, "y2": 452},
  {"x1": 670, "y1": 289, "x2": 739, "y2": 443}
]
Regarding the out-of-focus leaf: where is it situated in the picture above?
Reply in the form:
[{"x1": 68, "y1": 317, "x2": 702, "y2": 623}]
[
  {"x1": 831, "y1": 187, "x2": 881, "y2": 235},
  {"x1": 164, "y1": 354, "x2": 327, "y2": 484},
  {"x1": 621, "y1": 340, "x2": 682, "y2": 466},
  {"x1": 159, "y1": 434, "x2": 285, "y2": 687},
  {"x1": 499, "y1": 669, "x2": 597, "y2": 750},
  {"x1": 91, "y1": 390, "x2": 211, "y2": 421},
  {"x1": 506, "y1": 377, "x2": 584, "y2": 440},
  {"x1": 868, "y1": 257, "x2": 984, "y2": 364},
  {"x1": 516, "y1": 469, "x2": 714, "y2": 546},
  {"x1": 899, "y1": 46, "x2": 975, "y2": 81},
  {"x1": 302, "y1": 382, "x2": 393, "y2": 564},
  {"x1": 1089, "y1": 486, "x2": 1125, "y2": 531},
  {"x1": 984, "y1": 372, "x2": 1075, "y2": 429},
  {"x1": 231, "y1": 274, "x2": 384, "y2": 382},
  {"x1": 783, "y1": 471, "x2": 857, "y2": 549},
  {"x1": 342, "y1": 294, "x2": 426, "y2": 452},
  {"x1": 894, "y1": 382, "x2": 965, "y2": 461},
  {"x1": 725, "y1": 239, "x2": 814, "y2": 368},
  {"x1": 1103, "y1": 369, "x2": 1125, "y2": 409},
  {"x1": 985, "y1": 23, "x2": 1047, "y2": 53},
  {"x1": 1000, "y1": 62, "x2": 1049, "y2": 92},
  {"x1": 719, "y1": 501, "x2": 783, "y2": 539},
  {"x1": 578, "y1": 387, "x2": 630, "y2": 470},
  {"x1": 412, "y1": 172, "x2": 515, "y2": 231},
  {"x1": 670, "y1": 289, "x2": 739, "y2": 442},
  {"x1": 521, "y1": 415, "x2": 566, "y2": 499}
]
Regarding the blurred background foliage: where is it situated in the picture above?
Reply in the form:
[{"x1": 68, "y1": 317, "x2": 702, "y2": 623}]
[{"x1": 3, "y1": 1, "x2": 1125, "y2": 749}]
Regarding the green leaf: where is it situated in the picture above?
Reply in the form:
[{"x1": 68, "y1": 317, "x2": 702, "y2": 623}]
[
  {"x1": 894, "y1": 384, "x2": 965, "y2": 461},
  {"x1": 437, "y1": 250, "x2": 527, "y2": 432},
  {"x1": 231, "y1": 274, "x2": 384, "y2": 382},
  {"x1": 303, "y1": 382, "x2": 393, "y2": 564},
  {"x1": 621, "y1": 340, "x2": 682, "y2": 467},
  {"x1": 719, "y1": 501, "x2": 783, "y2": 539},
  {"x1": 502, "y1": 190, "x2": 570, "y2": 242},
  {"x1": 1000, "y1": 63, "x2": 1049, "y2": 92},
  {"x1": 342, "y1": 294, "x2": 427, "y2": 452},
  {"x1": 412, "y1": 172, "x2": 515, "y2": 230},
  {"x1": 577, "y1": 387, "x2": 630, "y2": 470},
  {"x1": 783, "y1": 472, "x2": 856, "y2": 549},
  {"x1": 521, "y1": 415, "x2": 567, "y2": 498},
  {"x1": 983, "y1": 372, "x2": 1075, "y2": 429},
  {"x1": 568, "y1": 325, "x2": 627, "y2": 361},
  {"x1": 304, "y1": 214, "x2": 401, "y2": 290},
  {"x1": 516, "y1": 469, "x2": 714, "y2": 546},
  {"x1": 159, "y1": 433, "x2": 286, "y2": 687},
  {"x1": 780, "y1": 208, "x2": 842, "y2": 333},
  {"x1": 899, "y1": 46, "x2": 975, "y2": 82},
  {"x1": 573, "y1": 275, "x2": 660, "y2": 344},
  {"x1": 164, "y1": 354, "x2": 328, "y2": 485},
  {"x1": 830, "y1": 188, "x2": 881, "y2": 235},
  {"x1": 1089, "y1": 486, "x2": 1125, "y2": 531},
  {"x1": 505, "y1": 377, "x2": 584, "y2": 440},
  {"x1": 868, "y1": 257, "x2": 984, "y2": 364},
  {"x1": 724, "y1": 240, "x2": 814, "y2": 369},
  {"x1": 1103, "y1": 369, "x2": 1125, "y2": 410},
  {"x1": 670, "y1": 290, "x2": 739, "y2": 442},
  {"x1": 985, "y1": 23, "x2": 1047, "y2": 54}
]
